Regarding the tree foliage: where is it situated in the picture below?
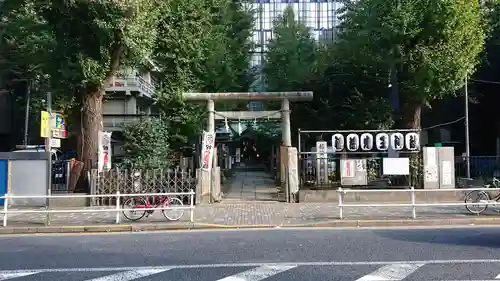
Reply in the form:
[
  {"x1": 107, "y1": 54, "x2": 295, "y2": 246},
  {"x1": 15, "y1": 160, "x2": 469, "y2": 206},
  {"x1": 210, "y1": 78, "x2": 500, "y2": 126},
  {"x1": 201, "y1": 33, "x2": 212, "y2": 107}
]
[
  {"x1": 262, "y1": 4, "x2": 392, "y2": 138},
  {"x1": 338, "y1": 0, "x2": 485, "y2": 128},
  {"x1": 263, "y1": 6, "x2": 317, "y2": 93},
  {"x1": 121, "y1": 117, "x2": 171, "y2": 170}
]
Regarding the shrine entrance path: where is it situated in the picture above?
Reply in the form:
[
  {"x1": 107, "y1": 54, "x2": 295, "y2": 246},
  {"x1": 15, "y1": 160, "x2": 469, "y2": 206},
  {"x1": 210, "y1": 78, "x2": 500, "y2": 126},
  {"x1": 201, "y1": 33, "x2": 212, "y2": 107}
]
[{"x1": 221, "y1": 164, "x2": 280, "y2": 202}]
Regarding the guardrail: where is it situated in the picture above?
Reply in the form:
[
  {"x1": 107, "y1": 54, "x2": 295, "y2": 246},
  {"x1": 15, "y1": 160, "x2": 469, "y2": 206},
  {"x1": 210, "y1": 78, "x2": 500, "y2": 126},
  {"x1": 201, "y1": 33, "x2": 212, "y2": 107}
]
[
  {"x1": 0, "y1": 190, "x2": 195, "y2": 227},
  {"x1": 338, "y1": 187, "x2": 500, "y2": 219}
]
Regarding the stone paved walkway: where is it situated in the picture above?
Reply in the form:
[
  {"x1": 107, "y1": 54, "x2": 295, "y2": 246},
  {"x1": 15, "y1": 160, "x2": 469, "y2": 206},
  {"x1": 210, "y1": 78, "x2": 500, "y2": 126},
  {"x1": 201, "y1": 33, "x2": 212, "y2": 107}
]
[
  {"x1": 1, "y1": 202, "x2": 497, "y2": 227},
  {"x1": 221, "y1": 167, "x2": 279, "y2": 202}
]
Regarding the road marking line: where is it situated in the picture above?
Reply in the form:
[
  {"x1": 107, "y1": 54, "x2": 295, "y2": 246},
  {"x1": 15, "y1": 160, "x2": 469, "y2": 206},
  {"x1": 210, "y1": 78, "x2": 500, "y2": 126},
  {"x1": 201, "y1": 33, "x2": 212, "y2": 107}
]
[
  {"x1": 2, "y1": 259, "x2": 500, "y2": 275},
  {"x1": 355, "y1": 264, "x2": 424, "y2": 281},
  {"x1": 0, "y1": 272, "x2": 39, "y2": 280},
  {"x1": 85, "y1": 269, "x2": 169, "y2": 281},
  {"x1": 216, "y1": 265, "x2": 296, "y2": 281},
  {"x1": 496, "y1": 271, "x2": 500, "y2": 279}
]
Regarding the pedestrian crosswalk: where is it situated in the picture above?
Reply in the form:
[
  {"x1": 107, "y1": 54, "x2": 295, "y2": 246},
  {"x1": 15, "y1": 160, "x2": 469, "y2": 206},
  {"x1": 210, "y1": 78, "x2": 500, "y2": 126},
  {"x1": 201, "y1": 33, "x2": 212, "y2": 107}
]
[{"x1": 3, "y1": 261, "x2": 500, "y2": 281}]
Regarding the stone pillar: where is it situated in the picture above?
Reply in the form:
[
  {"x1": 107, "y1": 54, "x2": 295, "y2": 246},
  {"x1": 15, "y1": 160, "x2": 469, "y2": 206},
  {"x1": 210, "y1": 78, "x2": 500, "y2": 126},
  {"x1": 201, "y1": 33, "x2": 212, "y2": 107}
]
[
  {"x1": 281, "y1": 98, "x2": 291, "y2": 147},
  {"x1": 207, "y1": 99, "x2": 215, "y2": 133}
]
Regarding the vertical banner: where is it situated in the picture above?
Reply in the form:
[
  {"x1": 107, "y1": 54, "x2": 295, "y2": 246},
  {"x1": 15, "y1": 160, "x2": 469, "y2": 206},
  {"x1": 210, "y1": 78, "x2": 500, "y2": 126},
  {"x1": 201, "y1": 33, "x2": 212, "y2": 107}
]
[
  {"x1": 316, "y1": 141, "x2": 328, "y2": 184},
  {"x1": 98, "y1": 131, "x2": 112, "y2": 172},
  {"x1": 201, "y1": 131, "x2": 216, "y2": 171}
]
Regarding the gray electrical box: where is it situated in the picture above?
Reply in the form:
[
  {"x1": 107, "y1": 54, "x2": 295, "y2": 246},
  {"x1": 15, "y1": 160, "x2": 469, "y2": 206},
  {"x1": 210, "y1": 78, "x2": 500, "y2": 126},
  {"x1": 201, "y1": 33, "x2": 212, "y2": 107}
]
[{"x1": 423, "y1": 147, "x2": 455, "y2": 189}]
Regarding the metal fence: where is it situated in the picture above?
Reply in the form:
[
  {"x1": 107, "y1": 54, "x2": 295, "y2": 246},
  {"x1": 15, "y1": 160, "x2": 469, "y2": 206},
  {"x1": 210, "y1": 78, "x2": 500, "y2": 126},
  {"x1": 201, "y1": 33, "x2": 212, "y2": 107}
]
[
  {"x1": 298, "y1": 152, "x2": 422, "y2": 190},
  {"x1": 89, "y1": 168, "x2": 197, "y2": 206},
  {"x1": 1, "y1": 191, "x2": 195, "y2": 227},
  {"x1": 51, "y1": 160, "x2": 71, "y2": 192},
  {"x1": 456, "y1": 156, "x2": 500, "y2": 179},
  {"x1": 337, "y1": 187, "x2": 500, "y2": 219}
]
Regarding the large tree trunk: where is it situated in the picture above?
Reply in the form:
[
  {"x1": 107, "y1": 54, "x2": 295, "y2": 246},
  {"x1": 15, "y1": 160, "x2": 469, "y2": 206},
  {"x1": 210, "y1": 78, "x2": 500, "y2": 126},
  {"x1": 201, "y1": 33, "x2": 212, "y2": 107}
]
[
  {"x1": 400, "y1": 100, "x2": 422, "y2": 129},
  {"x1": 79, "y1": 89, "x2": 104, "y2": 170},
  {"x1": 76, "y1": 41, "x2": 121, "y2": 192},
  {"x1": 400, "y1": 99, "x2": 423, "y2": 188}
]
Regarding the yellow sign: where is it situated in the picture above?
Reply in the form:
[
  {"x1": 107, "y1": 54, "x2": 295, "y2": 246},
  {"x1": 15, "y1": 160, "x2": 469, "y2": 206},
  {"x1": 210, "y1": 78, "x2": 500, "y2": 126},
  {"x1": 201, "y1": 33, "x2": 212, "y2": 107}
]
[{"x1": 40, "y1": 111, "x2": 50, "y2": 138}]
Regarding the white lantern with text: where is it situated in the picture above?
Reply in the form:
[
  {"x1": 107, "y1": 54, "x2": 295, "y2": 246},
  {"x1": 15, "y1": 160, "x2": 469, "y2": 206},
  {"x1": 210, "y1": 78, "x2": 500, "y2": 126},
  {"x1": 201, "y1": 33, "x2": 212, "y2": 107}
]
[
  {"x1": 360, "y1": 133, "x2": 373, "y2": 151},
  {"x1": 376, "y1": 133, "x2": 389, "y2": 151},
  {"x1": 405, "y1": 132, "x2": 420, "y2": 151},
  {"x1": 346, "y1": 134, "x2": 360, "y2": 151},
  {"x1": 390, "y1": 132, "x2": 405, "y2": 151},
  {"x1": 332, "y1": 134, "x2": 345, "y2": 152}
]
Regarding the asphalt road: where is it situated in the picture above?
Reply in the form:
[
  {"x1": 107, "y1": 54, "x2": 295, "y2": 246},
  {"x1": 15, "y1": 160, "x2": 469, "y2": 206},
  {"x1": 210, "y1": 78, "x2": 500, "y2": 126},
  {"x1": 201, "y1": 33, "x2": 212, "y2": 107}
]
[{"x1": 2, "y1": 227, "x2": 500, "y2": 280}]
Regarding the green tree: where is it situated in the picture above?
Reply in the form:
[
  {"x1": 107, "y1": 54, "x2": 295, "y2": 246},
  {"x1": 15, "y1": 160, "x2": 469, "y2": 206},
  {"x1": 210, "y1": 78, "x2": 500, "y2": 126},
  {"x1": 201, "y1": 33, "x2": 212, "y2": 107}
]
[
  {"x1": 200, "y1": 0, "x2": 255, "y2": 111},
  {"x1": 2, "y1": 0, "x2": 160, "y2": 168},
  {"x1": 339, "y1": 0, "x2": 485, "y2": 128},
  {"x1": 262, "y1": 5, "x2": 319, "y2": 136},
  {"x1": 263, "y1": 5, "x2": 317, "y2": 93},
  {"x1": 0, "y1": 1, "x2": 76, "y2": 146},
  {"x1": 121, "y1": 117, "x2": 170, "y2": 170}
]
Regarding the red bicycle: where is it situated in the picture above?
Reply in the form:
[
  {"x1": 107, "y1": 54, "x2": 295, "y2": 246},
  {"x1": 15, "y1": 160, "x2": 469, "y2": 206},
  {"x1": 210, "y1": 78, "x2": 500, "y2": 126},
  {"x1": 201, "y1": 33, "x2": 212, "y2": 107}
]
[{"x1": 122, "y1": 195, "x2": 184, "y2": 221}]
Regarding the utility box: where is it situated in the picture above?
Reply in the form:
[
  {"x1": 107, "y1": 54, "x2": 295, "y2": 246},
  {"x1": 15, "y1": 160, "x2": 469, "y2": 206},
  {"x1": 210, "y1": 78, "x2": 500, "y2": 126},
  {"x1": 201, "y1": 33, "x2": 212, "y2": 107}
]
[
  {"x1": 423, "y1": 146, "x2": 455, "y2": 189},
  {"x1": 0, "y1": 152, "x2": 50, "y2": 206}
]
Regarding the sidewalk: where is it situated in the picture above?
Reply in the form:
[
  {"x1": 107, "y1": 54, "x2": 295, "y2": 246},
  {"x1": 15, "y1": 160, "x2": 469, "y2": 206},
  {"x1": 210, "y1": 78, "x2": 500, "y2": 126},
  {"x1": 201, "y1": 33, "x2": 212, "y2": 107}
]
[{"x1": 1, "y1": 202, "x2": 498, "y2": 230}]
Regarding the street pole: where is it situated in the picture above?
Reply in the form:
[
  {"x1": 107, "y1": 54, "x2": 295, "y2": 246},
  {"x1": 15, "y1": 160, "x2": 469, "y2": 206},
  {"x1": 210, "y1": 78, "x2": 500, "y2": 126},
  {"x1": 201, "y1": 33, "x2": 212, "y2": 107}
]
[
  {"x1": 465, "y1": 75, "x2": 471, "y2": 179},
  {"x1": 23, "y1": 81, "x2": 31, "y2": 145},
  {"x1": 45, "y1": 92, "x2": 52, "y2": 225}
]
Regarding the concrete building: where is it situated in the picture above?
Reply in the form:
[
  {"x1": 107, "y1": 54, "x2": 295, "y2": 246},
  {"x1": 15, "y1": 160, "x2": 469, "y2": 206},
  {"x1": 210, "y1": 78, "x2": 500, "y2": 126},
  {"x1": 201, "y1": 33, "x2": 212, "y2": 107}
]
[
  {"x1": 249, "y1": 0, "x2": 342, "y2": 72},
  {"x1": 102, "y1": 65, "x2": 158, "y2": 162}
]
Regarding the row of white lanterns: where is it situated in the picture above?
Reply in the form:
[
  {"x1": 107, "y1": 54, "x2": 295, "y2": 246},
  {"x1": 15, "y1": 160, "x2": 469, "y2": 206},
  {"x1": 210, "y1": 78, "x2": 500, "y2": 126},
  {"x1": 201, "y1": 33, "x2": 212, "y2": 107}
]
[{"x1": 331, "y1": 132, "x2": 420, "y2": 152}]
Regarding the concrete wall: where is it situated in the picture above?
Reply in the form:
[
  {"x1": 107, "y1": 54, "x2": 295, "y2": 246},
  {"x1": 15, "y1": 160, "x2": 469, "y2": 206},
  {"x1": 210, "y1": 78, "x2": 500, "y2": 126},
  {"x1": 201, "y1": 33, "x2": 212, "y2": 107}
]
[
  {"x1": 103, "y1": 96, "x2": 138, "y2": 115},
  {"x1": 299, "y1": 189, "x2": 469, "y2": 203}
]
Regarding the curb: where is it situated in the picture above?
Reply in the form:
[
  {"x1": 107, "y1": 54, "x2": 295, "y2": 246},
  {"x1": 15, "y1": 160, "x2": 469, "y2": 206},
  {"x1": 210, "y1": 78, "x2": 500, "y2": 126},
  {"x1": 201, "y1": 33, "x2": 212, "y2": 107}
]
[{"x1": 2, "y1": 218, "x2": 500, "y2": 234}]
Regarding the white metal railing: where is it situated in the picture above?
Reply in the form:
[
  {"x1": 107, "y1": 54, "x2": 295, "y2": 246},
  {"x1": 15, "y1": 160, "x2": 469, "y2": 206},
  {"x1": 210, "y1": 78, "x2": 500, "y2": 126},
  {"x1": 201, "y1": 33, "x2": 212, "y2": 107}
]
[
  {"x1": 337, "y1": 187, "x2": 500, "y2": 219},
  {"x1": 0, "y1": 190, "x2": 195, "y2": 227}
]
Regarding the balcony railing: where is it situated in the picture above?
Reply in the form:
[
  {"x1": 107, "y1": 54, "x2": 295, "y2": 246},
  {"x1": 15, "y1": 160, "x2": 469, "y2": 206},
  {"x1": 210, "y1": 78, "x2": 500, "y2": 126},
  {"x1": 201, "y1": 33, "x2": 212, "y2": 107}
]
[
  {"x1": 103, "y1": 115, "x2": 152, "y2": 131},
  {"x1": 105, "y1": 75, "x2": 156, "y2": 97}
]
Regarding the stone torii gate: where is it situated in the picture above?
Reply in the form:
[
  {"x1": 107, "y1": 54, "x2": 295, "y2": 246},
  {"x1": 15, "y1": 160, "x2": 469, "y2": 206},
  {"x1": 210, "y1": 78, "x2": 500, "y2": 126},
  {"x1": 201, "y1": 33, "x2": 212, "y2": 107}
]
[{"x1": 183, "y1": 91, "x2": 313, "y2": 203}]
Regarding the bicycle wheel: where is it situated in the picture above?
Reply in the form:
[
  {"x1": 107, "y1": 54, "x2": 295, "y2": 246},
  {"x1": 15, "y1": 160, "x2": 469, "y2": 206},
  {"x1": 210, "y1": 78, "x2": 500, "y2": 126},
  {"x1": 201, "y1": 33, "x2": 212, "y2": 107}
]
[
  {"x1": 162, "y1": 197, "x2": 184, "y2": 221},
  {"x1": 122, "y1": 197, "x2": 147, "y2": 221},
  {"x1": 465, "y1": 190, "x2": 490, "y2": 215}
]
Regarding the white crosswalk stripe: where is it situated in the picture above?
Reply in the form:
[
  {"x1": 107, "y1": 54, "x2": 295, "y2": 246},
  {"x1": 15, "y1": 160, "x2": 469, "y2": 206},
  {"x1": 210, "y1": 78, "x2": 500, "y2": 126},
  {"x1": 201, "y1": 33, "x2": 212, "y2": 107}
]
[
  {"x1": 85, "y1": 269, "x2": 169, "y2": 281},
  {"x1": 215, "y1": 265, "x2": 296, "y2": 281},
  {"x1": 0, "y1": 272, "x2": 39, "y2": 280},
  {"x1": 355, "y1": 263, "x2": 424, "y2": 281},
  {"x1": 2, "y1": 261, "x2": 500, "y2": 281}
]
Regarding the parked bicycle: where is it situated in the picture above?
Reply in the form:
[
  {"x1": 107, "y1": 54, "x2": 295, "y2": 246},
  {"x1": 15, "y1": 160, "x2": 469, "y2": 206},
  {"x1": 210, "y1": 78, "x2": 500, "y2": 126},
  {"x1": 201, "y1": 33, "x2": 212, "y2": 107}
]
[
  {"x1": 122, "y1": 195, "x2": 184, "y2": 221},
  {"x1": 464, "y1": 177, "x2": 500, "y2": 215}
]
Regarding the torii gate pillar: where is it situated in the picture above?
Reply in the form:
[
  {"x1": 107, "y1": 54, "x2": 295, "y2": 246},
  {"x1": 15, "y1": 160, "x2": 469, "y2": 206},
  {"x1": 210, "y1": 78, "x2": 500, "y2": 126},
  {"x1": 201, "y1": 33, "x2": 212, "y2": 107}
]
[{"x1": 281, "y1": 98, "x2": 291, "y2": 147}]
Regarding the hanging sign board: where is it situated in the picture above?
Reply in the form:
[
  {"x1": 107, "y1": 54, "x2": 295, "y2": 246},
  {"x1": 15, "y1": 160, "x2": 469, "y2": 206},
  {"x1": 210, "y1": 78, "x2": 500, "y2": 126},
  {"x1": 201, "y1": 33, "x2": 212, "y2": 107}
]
[
  {"x1": 98, "y1": 131, "x2": 112, "y2": 172},
  {"x1": 201, "y1": 131, "x2": 216, "y2": 171}
]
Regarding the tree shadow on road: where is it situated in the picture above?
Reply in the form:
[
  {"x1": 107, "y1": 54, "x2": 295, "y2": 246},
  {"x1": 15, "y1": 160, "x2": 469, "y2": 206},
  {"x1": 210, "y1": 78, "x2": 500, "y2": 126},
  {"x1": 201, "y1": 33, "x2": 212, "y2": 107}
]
[{"x1": 373, "y1": 227, "x2": 500, "y2": 248}]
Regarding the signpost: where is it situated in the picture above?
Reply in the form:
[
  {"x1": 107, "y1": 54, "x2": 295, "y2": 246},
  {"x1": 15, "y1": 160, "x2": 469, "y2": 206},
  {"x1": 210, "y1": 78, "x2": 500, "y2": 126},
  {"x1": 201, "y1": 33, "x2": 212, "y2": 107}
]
[
  {"x1": 315, "y1": 141, "x2": 328, "y2": 184},
  {"x1": 39, "y1": 92, "x2": 68, "y2": 225}
]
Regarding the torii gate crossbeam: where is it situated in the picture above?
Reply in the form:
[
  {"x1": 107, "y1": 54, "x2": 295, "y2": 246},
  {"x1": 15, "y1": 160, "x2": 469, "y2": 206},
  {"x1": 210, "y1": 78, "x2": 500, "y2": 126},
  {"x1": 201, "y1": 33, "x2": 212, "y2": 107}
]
[{"x1": 183, "y1": 91, "x2": 313, "y2": 146}]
